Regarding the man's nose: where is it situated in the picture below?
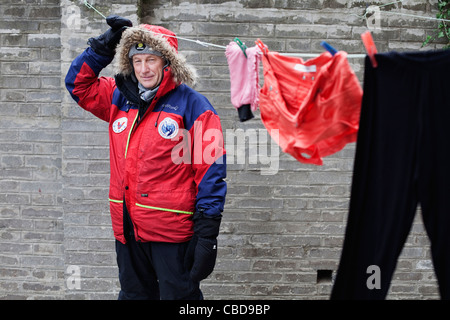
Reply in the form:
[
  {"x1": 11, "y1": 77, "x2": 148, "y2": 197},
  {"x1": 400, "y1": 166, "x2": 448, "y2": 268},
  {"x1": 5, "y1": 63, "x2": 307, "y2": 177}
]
[{"x1": 142, "y1": 62, "x2": 151, "y2": 73}]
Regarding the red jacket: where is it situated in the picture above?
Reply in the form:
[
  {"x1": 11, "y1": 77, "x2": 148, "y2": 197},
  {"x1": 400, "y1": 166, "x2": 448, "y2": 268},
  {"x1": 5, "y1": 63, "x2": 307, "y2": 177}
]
[{"x1": 65, "y1": 39, "x2": 226, "y2": 244}]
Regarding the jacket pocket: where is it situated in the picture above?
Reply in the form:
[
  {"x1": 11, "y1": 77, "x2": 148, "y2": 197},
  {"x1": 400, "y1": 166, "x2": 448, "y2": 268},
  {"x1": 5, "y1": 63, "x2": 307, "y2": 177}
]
[
  {"x1": 135, "y1": 203, "x2": 194, "y2": 215},
  {"x1": 137, "y1": 183, "x2": 196, "y2": 214},
  {"x1": 133, "y1": 190, "x2": 195, "y2": 242}
]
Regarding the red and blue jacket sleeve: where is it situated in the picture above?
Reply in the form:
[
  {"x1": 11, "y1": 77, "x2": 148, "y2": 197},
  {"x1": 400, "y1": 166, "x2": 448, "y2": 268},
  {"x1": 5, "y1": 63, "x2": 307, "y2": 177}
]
[
  {"x1": 65, "y1": 47, "x2": 116, "y2": 122},
  {"x1": 186, "y1": 92, "x2": 227, "y2": 217}
]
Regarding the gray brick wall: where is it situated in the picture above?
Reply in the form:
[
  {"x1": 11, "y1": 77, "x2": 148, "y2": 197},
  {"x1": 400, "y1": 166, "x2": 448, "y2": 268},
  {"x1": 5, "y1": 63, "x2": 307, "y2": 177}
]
[
  {"x1": 0, "y1": 0, "x2": 445, "y2": 299},
  {"x1": 1, "y1": 0, "x2": 64, "y2": 299}
]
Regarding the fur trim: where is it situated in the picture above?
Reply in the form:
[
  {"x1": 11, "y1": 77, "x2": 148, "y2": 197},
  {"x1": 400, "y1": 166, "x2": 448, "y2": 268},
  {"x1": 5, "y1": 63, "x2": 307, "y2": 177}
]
[{"x1": 115, "y1": 26, "x2": 197, "y2": 87}]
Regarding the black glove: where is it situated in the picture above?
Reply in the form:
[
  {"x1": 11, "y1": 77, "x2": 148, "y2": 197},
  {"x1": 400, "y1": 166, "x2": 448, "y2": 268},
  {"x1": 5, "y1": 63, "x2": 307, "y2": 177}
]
[
  {"x1": 184, "y1": 210, "x2": 222, "y2": 283},
  {"x1": 88, "y1": 15, "x2": 132, "y2": 57}
]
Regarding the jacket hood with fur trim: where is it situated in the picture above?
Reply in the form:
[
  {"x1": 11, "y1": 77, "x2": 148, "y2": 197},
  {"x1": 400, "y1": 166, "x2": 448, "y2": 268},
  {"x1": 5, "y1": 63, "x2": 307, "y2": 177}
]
[{"x1": 115, "y1": 24, "x2": 197, "y2": 87}]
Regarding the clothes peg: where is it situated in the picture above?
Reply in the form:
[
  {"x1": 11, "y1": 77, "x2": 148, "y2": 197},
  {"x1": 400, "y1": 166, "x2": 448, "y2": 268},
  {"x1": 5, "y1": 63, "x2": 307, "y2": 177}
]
[
  {"x1": 255, "y1": 39, "x2": 268, "y2": 54},
  {"x1": 234, "y1": 37, "x2": 248, "y2": 58},
  {"x1": 320, "y1": 41, "x2": 338, "y2": 56},
  {"x1": 361, "y1": 31, "x2": 378, "y2": 68}
]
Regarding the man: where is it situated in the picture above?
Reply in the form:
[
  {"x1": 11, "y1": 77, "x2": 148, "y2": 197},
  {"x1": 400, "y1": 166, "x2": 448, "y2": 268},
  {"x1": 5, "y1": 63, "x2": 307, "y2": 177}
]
[{"x1": 65, "y1": 16, "x2": 227, "y2": 300}]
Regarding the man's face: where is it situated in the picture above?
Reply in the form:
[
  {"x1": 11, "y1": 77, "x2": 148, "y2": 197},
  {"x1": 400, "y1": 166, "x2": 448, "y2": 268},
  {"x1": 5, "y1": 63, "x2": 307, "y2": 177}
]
[{"x1": 132, "y1": 53, "x2": 165, "y2": 89}]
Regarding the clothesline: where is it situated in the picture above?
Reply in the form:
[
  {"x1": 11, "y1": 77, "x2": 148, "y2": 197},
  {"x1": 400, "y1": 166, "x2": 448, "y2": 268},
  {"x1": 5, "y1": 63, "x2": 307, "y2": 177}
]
[
  {"x1": 83, "y1": 0, "x2": 443, "y2": 60},
  {"x1": 160, "y1": 32, "x2": 368, "y2": 58},
  {"x1": 128, "y1": 29, "x2": 368, "y2": 58},
  {"x1": 356, "y1": 0, "x2": 450, "y2": 23},
  {"x1": 159, "y1": 33, "x2": 368, "y2": 58},
  {"x1": 280, "y1": 53, "x2": 367, "y2": 58},
  {"x1": 380, "y1": 10, "x2": 450, "y2": 23}
]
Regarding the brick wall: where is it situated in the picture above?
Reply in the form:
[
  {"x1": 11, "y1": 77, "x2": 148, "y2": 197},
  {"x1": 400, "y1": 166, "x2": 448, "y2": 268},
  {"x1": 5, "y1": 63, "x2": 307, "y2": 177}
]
[
  {"x1": 0, "y1": 0, "x2": 444, "y2": 299},
  {"x1": 0, "y1": 0, "x2": 64, "y2": 299}
]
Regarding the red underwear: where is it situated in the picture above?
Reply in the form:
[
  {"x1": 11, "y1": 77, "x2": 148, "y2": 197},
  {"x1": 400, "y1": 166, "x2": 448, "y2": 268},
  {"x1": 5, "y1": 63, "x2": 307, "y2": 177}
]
[{"x1": 258, "y1": 42, "x2": 363, "y2": 165}]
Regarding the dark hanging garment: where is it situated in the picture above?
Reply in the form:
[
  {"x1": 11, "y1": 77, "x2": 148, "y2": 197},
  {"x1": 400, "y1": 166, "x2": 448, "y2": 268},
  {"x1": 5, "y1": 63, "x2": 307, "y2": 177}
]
[{"x1": 331, "y1": 49, "x2": 450, "y2": 300}]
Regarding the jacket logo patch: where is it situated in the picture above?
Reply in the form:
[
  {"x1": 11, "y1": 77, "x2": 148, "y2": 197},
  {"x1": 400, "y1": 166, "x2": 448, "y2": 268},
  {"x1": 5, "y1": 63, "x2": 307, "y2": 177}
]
[
  {"x1": 158, "y1": 117, "x2": 179, "y2": 139},
  {"x1": 112, "y1": 117, "x2": 128, "y2": 133}
]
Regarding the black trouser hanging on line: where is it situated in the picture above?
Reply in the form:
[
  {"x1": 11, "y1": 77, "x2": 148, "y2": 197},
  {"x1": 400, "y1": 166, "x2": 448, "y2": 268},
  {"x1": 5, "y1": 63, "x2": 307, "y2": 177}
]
[{"x1": 331, "y1": 50, "x2": 450, "y2": 300}]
